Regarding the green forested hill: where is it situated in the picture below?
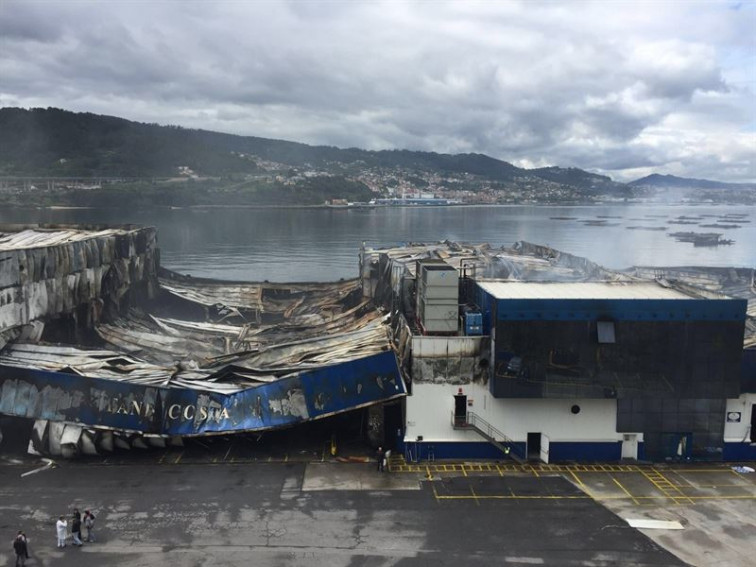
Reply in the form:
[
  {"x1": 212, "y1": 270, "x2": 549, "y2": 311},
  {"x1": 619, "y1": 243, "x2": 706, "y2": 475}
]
[
  {"x1": 0, "y1": 107, "x2": 600, "y2": 185},
  {"x1": 0, "y1": 107, "x2": 666, "y2": 206}
]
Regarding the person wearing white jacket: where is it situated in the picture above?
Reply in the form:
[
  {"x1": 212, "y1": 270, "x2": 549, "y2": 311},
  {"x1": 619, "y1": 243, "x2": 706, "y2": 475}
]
[{"x1": 55, "y1": 516, "x2": 67, "y2": 548}]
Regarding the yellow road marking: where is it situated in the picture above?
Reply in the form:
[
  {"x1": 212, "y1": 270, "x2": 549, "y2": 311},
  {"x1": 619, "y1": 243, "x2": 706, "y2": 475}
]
[
  {"x1": 611, "y1": 475, "x2": 640, "y2": 506},
  {"x1": 730, "y1": 468, "x2": 753, "y2": 483},
  {"x1": 569, "y1": 470, "x2": 586, "y2": 489},
  {"x1": 173, "y1": 451, "x2": 183, "y2": 465},
  {"x1": 470, "y1": 485, "x2": 480, "y2": 506},
  {"x1": 641, "y1": 468, "x2": 694, "y2": 505},
  {"x1": 432, "y1": 494, "x2": 756, "y2": 501}
]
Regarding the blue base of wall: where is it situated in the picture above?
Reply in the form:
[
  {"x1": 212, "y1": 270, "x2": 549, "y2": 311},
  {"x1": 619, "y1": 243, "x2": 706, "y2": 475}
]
[
  {"x1": 549, "y1": 442, "x2": 622, "y2": 462},
  {"x1": 398, "y1": 440, "x2": 624, "y2": 462},
  {"x1": 723, "y1": 443, "x2": 756, "y2": 460}
]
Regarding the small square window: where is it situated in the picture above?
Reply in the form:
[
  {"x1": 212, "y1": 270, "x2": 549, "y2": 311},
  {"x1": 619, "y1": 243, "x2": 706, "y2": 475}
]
[{"x1": 597, "y1": 321, "x2": 616, "y2": 344}]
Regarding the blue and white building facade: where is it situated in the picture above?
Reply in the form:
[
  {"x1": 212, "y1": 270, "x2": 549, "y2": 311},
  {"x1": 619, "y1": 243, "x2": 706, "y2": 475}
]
[{"x1": 402, "y1": 280, "x2": 753, "y2": 463}]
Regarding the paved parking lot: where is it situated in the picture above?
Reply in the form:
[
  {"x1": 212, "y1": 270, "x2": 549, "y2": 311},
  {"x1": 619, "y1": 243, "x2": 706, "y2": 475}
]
[
  {"x1": 2, "y1": 448, "x2": 755, "y2": 566},
  {"x1": 1, "y1": 458, "x2": 689, "y2": 567},
  {"x1": 391, "y1": 461, "x2": 756, "y2": 506},
  {"x1": 389, "y1": 459, "x2": 756, "y2": 566}
]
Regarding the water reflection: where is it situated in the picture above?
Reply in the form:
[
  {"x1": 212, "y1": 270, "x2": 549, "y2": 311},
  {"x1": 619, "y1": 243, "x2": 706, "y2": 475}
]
[{"x1": 1, "y1": 205, "x2": 753, "y2": 281}]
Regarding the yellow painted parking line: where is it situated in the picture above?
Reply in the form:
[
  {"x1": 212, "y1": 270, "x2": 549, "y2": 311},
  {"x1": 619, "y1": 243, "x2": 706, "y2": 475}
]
[
  {"x1": 688, "y1": 483, "x2": 755, "y2": 489},
  {"x1": 642, "y1": 468, "x2": 694, "y2": 505},
  {"x1": 470, "y1": 485, "x2": 480, "y2": 506},
  {"x1": 433, "y1": 493, "x2": 756, "y2": 502},
  {"x1": 530, "y1": 465, "x2": 540, "y2": 478},
  {"x1": 461, "y1": 466, "x2": 468, "y2": 477},
  {"x1": 173, "y1": 451, "x2": 183, "y2": 465},
  {"x1": 668, "y1": 468, "x2": 740, "y2": 473},
  {"x1": 436, "y1": 494, "x2": 592, "y2": 500},
  {"x1": 497, "y1": 464, "x2": 504, "y2": 477},
  {"x1": 611, "y1": 475, "x2": 640, "y2": 506},
  {"x1": 569, "y1": 470, "x2": 586, "y2": 489},
  {"x1": 730, "y1": 469, "x2": 755, "y2": 483}
]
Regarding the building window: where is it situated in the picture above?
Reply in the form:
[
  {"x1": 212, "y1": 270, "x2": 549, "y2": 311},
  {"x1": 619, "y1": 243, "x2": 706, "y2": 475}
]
[{"x1": 597, "y1": 321, "x2": 616, "y2": 344}]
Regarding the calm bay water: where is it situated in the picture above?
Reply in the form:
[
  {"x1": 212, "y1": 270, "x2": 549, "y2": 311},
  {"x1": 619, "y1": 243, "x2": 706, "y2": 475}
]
[{"x1": 1, "y1": 204, "x2": 754, "y2": 281}]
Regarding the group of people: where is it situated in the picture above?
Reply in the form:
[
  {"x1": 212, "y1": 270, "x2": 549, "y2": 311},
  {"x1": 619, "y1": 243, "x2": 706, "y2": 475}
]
[
  {"x1": 54, "y1": 508, "x2": 96, "y2": 548},
  {"x1": 12, "y1": 508, "x2": 97, "y2": 564},
  {"x1": 376, "y1": 446, "x2": 391, "y2": 472}
]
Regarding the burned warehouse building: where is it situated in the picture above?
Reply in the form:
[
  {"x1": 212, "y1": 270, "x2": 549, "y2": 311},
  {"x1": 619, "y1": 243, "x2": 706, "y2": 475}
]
[{"x1": 0, "y1": 225, "x2": 755, "y2": 463}]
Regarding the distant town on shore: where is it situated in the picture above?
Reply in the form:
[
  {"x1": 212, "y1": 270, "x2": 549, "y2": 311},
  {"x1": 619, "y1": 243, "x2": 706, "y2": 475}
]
[{"x1": 1, "y1": 108, "x2": 754, "y2": 209}]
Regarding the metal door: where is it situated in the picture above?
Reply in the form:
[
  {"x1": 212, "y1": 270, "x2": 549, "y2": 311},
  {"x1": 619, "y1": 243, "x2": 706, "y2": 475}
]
[
  {"x1": 621, "y1": 434, "x2": 638, "y2": 460},
  {"x1": 540, "y1": 433, "x2": 550, "y2": 463}
]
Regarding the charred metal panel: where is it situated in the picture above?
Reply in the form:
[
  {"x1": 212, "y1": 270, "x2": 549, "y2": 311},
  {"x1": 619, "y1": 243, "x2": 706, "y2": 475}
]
[
  {"x1": 0, "y1": 366, "x2": 164, "y2": 431},
  {"x1": 0, "y1": 350, "x2": 405, "y2": 436},
  {"x1": 0, "y1": 225, "x2": 159, "y2": 336},
  {"x1": 617, "y1": 398, "x2": 726, "y2": 461},
  {"x1": 491, "y1": 319, "x2": 745, "y2": 400},
  {"x1": 493, "y1": 298, "x2": 747, "y2": 322},
  {"x1": 742, "y1": 349, "x2": 756, "y2": 393}
]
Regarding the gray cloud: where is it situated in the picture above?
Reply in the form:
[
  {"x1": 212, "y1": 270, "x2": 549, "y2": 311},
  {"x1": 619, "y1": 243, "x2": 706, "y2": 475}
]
[{"x1": 1, "y1": 0, "x2": 753, "y2": 182}]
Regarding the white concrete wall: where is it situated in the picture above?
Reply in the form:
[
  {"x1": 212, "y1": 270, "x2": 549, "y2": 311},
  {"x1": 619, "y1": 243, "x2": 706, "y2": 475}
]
[
  {"x1": 724, "y1": 394, "x2": 755, "y2": 443},
  {"x1": 412, "y1": 335, "x2": 484, "y2": 357},
  {"x1": 405, "y1": 381, "x2": 624, "y2": 443}
]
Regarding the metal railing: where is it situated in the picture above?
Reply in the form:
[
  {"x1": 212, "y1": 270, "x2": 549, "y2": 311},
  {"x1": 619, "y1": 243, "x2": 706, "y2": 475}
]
[{"x1": 451, "y1": 410, "x2": 525, "y2": 461}]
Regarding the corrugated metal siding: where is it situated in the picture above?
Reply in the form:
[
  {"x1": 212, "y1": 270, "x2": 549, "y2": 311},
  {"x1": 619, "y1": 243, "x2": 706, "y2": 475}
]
[
  {"x1": 0, "y1": 350, "x2": 405, "y2": 436},
  {"x1": 412, "y1": 336, "x2": 484, "y2": 357}
]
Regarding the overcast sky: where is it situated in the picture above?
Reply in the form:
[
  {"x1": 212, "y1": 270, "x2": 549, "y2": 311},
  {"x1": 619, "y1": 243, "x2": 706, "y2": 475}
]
[{"x1": 1, "y1": 0, "x2": 754, "y2": 182}]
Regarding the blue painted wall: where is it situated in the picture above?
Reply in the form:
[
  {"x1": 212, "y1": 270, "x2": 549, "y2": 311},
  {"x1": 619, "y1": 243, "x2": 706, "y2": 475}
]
[
  {"x1": 722, "y1": 443, "x2": 756, "y2": 461},
  {"x1": 398, "y1": 440, "x2": 629, "y2": 463},
  {"x1": 0, "y1": 350, "x2": 406, "y2": 435},
  {"x1": 548, "y1": 441, "x2": 622, "y2": 461},
  {"x1": 486, "y1": 295, "x2": 746, "y2": 322}
]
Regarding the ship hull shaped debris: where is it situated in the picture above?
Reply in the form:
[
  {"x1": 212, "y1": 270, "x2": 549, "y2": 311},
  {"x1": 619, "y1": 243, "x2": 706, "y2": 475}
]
[{"x1": 0, "y1": 350, "x2": 404, "y2": 436}]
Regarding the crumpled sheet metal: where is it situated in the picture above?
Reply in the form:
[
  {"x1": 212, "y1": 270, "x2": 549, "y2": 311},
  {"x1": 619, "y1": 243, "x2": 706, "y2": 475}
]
[
  {"x1": 0, "y1": 348, "x2": 405, "y2": 436},
  {"x1": 0, "y1": 225, "x2": 158, "y2": 333},
  {"x1": 94, "y1": 306, "x2": 389, "y2": 367},
  {"x1": 159, "y1": 273, "x2": 360, "y2": 313}
]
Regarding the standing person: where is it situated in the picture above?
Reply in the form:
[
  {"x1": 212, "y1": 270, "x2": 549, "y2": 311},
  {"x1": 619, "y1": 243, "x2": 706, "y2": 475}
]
[
  {"x1": 83, "y1": 510, "x2": 96, "y2": 542},
  {"x1": 20, "y1": 532, "x2": 30, "y2": 560},
  {"x1": 13, "y1": 532, "x2": 27, "y2": 567},
  {"x1": 376, "y1": 446, "x2": 384, "y2": 472},
  {"x1": 55, "y1": 516, "x2": 67, "y2": 548},
  {"x1": 71, "y1": 509, "x2": 83, "y2": 546}
]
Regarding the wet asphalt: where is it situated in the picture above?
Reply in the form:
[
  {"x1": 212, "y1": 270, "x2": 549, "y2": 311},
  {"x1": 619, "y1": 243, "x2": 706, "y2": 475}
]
[{"x1": 0, "y1": 460, "x2": 687, "y2": 567}]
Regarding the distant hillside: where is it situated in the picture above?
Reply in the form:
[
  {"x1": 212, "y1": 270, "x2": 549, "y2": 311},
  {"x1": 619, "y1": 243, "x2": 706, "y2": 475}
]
[
  {"x1": 630, "y1": 173, "x2": 756, "y2": 191},
  {"x1": 0, "y1": 107, "x2": 626, "y2": 195}
]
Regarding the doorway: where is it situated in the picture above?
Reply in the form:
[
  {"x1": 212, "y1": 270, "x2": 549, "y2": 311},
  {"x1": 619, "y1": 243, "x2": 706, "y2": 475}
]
[
  {"x1": 527, "y1": 432, "x2": 541, "y2": 460},
  {"x1": 454, "y1": 393, "x2": 467, "y2": 426},
  {"x1": 383, "y1": 402, "x2": 403, "y2": 450},
  {"x1": 751, "y1": 404, "x2": 756, "y2": 443},
  {"x1": 621, "y1": 434, "x2": 638, "y2": 460}
]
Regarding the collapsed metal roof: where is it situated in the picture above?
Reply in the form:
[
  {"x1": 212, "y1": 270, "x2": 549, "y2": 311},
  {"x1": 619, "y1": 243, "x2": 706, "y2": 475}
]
[
  {"x1": 361, "y1": 240, "x2": 755, "y2": 348},
  {"x1": 0, "y1": 226, "x2": 144, "y2": 250}
]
